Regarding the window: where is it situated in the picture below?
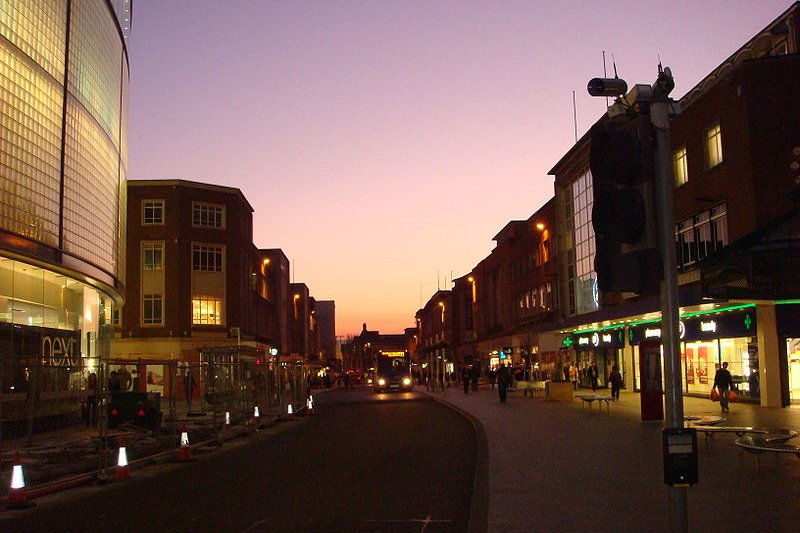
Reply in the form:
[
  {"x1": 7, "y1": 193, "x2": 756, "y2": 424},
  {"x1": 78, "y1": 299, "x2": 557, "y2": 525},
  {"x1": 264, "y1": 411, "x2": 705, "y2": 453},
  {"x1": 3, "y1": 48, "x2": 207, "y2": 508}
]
[
  {"x1": 142, "y1": 294, "x2": 163, "y2": 325},
  {"x1": 705, "y1": 123, "x2": 723, "y2": 169},
  {"x1": 192, "y1": 244, "x2": 224, "y2": 272},
  {"x1": 675, "y1": 204, "x2": 728, "y2": 270},
  {"x1": 142, "y1": 242, "x2": 164, "y2": 270},
  {"x1": 142, "y1": 200, "x2": 165, "y2": 225},
  {"x1": 193, "y1": 297, "x2": 222, "y2": 325},
  {"x1": 673, "y1": 146, "x2": 688, "y2": 186},
  {"x1": 192, "y1": 202, "x2": 225, "y2": 229}
]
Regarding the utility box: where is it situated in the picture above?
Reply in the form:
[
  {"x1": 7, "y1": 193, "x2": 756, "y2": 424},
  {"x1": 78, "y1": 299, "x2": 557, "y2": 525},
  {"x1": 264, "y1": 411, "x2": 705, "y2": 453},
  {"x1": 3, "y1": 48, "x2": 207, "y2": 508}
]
[{"x1": 663, "y1": 428, "x2": 698, "y2": 486}]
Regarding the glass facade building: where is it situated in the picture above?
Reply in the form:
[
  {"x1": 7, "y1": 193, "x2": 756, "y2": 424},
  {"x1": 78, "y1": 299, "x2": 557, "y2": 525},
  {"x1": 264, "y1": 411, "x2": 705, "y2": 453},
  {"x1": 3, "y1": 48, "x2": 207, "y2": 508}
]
[{"x1": 0, "y1": 0, "x2": 129, "y2": 426}]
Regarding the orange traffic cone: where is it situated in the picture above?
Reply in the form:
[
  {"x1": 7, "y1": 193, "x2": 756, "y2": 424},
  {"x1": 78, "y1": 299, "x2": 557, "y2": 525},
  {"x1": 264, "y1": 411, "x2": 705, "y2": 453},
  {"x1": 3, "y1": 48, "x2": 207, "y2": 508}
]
[
  {"x1": 285, "y1": 403, "x2": 295, "y2": 420},
  {"x1": 6, "y1": 452, "x2": 34, "y2": 509},
  {"x1": 176, "y1": 426, "x2": 195, "y2": 462},
  {"x1": 115, "y1": 438, "x2": 130, "y2": 480}
]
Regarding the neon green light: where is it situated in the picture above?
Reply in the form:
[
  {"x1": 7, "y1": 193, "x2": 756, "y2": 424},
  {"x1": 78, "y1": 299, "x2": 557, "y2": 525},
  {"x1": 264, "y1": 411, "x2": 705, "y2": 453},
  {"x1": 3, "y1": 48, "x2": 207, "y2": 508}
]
[{"x1": 621, "y1": 303, "x2": 757, "y2": 328}]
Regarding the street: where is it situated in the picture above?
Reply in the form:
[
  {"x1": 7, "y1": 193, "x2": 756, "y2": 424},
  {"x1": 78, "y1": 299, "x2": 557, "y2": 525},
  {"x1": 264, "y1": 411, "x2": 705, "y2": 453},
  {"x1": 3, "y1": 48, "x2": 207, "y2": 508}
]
[{"x1": 1, "y1": 387, "x2": 479, "y2": 532}]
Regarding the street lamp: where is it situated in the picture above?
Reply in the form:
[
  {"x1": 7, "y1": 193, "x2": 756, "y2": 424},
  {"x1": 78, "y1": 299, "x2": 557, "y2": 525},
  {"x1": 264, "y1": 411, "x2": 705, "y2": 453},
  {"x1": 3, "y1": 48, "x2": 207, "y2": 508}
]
[
  {"x1": 468, "y1": 276, "x2": 476, "y2": 304},
  {"x1": 293, "y1": 294, "x2": 300, "y2": 319},
  {"x1": 438, "y1": 301, "x2": 445, "y2": 323}
]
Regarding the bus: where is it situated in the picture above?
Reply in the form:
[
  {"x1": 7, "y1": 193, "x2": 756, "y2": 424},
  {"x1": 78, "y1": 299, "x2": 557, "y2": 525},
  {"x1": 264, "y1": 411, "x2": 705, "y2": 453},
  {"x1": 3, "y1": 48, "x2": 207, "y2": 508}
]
[{"x1": 373, "y1": 350, "x2": 413, "y2": 392}]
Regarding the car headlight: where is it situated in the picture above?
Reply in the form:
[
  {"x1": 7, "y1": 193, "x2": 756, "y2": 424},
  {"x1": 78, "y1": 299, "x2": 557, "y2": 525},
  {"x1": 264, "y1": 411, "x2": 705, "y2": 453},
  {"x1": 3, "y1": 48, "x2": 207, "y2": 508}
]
[
  {"x1": 402, "y1": 378, "x2": 412, "y2": 386},
  {"x1": 378, "y1": 378, "x2": 386, "y2": 386}
]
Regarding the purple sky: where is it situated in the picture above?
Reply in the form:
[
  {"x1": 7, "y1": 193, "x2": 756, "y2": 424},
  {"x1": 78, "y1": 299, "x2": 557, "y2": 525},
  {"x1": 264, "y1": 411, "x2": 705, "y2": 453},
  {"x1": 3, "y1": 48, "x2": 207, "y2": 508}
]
[{"x1": 127, "y1": 0, "x2": 792, "y2": 337}]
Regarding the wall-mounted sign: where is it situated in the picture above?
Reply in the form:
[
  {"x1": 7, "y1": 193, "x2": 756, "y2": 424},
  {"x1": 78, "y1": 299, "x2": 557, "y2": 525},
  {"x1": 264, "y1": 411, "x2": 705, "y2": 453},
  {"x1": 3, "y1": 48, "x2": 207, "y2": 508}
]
[
  {"x1": 569, "y1": 328, "x2": 624, "y2": 350},
  {"x1": 628, "y1": 308, "x2": 756, "y2": 344}
]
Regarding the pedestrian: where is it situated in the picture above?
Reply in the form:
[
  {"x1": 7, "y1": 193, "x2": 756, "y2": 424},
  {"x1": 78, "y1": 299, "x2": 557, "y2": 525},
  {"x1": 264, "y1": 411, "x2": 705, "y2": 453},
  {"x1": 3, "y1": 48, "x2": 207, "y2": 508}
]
[
  {"x1": 462, "y1": 366, "x2": 471, "y2": 394},
  {"x1": 108, "y1": 370, "x2": 121, "y2": 393},
  {"x1": 497, "y1": 364, "x2": 511, "y2": 403},
  {"x1": 609, "y1": 365, "x2": 623, "y2": 400},
  {"x1": 588, "y1": 362, "x2": 599, "y2": 391},
  {"x1": 183, "y1": 369, "x2": 196, "y2": 410},
  {"x1": 563, "y1": 362, "x2": 570, "y2": 381},
  {"x1": 85, "y1": 372, "x2": 98, "y2": 427},
  {"x1": 488, "y1": 368, "x2": 496, "y2": 389},
  {"x1": 117, "y1": 365, "x2": 131, "y2": 391},
  {"x1": 713, "y1": 361, "x2": 734, "y2": 412},
  {"x1": 569, "y1": 364, "x2": 578, "y2": 390},
  {"x1": 470, "y1": 364, "x2": 479, "y2": 392}
]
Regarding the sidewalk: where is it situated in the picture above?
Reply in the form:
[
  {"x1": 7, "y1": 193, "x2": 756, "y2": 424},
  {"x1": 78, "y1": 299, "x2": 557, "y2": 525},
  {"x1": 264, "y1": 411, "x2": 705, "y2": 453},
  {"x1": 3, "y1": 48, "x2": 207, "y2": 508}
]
[{"x1": 426, "y1": 385, "x2": 800, "y2": 533}]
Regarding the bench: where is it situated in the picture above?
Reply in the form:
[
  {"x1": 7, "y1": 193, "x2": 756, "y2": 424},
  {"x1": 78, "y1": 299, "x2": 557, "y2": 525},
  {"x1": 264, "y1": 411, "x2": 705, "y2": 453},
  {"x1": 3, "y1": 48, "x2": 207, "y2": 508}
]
[
  {"x1": 576, "y1": 394, "x2": 615, "y2": 412},
  {"x1": 735, "y1": 435, "x2": 800, "y2": 472},
  {"x1": 507, "y1": 380, "x2": 546, "y2": 398},
  {"x1": 687, "y1": 424, "x2": 797, "y2": 450}
]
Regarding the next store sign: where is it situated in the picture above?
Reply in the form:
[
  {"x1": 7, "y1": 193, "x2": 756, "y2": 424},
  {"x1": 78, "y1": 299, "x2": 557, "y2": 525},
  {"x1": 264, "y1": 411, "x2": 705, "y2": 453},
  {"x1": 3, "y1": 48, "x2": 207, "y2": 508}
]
[{"x1": 564, "y1": 328, "x2": 625, "y2": 350}]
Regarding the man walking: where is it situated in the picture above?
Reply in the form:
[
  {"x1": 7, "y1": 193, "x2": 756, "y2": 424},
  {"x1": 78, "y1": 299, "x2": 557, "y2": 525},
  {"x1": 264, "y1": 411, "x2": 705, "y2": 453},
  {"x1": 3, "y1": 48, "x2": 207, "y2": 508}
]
[{"x1": 713, "y1": 361, "x2": 733, "y2": 412}]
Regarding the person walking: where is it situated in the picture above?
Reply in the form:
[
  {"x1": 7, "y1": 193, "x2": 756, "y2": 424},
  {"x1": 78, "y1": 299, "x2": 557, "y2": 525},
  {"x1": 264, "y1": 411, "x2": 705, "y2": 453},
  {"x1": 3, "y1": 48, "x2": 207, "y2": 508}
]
[
  {"x1": 713, "y1": 361, "x2": 734, "y2": 412},
  {"x1": 588, "y1": 362, "x2": 599, "y2": 391},
  {"x1": 609, "y1": 365, "x2": 623, "y2": 400},
  {"x1": 497, "y1": 364, "x2": 511, "y2": 403},
  {"x1": 462, "y1": 366, "x2": 471, "y2": 394},
  {"x1": 183, "y1": 369, "x2": 196, "y2": 410}
]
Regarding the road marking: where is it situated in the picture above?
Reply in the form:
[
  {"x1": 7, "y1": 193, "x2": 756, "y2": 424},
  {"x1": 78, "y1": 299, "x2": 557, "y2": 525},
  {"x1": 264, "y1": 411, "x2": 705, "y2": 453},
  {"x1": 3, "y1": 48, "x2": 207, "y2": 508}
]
[{"x1": 363, "y1": 514, "x2": 452, "y2": 532}]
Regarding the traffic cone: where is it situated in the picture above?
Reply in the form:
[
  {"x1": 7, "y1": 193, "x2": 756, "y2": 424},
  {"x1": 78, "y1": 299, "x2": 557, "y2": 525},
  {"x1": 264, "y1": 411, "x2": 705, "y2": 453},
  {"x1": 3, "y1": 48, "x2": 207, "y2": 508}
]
[
  {"x1": 306, "y1": 395, "x2": 315, "y2": 415},
  {"x1": 6, "y1": 452, "x2": 34, "y2": 509},
  {"x1": 116, "y1": 438, "x2": 131, "y2": 480},
  {"x1": 225, "y1": 411, "x2": 231, "y2": 425},
  {"x1": 285, "y1": 403, "x2": 294, "y2": 420},
  {"x1": 176, "y1": 425, "x2": 195, "y2": 462}
]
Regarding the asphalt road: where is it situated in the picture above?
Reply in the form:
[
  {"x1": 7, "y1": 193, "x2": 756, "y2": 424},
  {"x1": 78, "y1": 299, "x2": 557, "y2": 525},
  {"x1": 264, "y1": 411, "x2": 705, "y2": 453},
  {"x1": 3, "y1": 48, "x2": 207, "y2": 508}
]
[{"x1": 1, "y1": 387, "x2": 481, "y2": 532}]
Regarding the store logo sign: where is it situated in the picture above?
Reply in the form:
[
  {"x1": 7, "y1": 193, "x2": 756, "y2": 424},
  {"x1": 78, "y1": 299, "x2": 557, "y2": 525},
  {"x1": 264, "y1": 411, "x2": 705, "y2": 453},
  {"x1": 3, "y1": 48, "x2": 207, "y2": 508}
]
[
  {"x1": 645, "y1": 328, "x2": 662, "y2": 339},
  {"x1": 700, "y1": 320, "x2": 717, "y2": 333},
  {"x1": 42, "y1": 335, "x2": 79, "y2": 367}
]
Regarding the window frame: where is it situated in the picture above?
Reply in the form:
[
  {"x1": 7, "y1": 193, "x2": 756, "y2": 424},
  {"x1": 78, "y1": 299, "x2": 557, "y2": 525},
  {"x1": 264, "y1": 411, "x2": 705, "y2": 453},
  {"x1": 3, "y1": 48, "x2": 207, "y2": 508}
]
[
  {"x1": 192, "y1": 296, "x2": 223, "y2": 325},
  {"x1": 673, "y1": 146, "x2": 688, "y2": 186},
  {"x1": 192, "y1": 243, "x2": 224, "y2": 272},
  {"x1": 142, "y1": 241, "x2": 164, "y2": 270},
  {"x1": 705, "y1": 123, "x2": 723, "y2": 169},
  {"x1": 192, "y1": 202, "x2": 226, "y2": 229},
  {"x1": 142, "y1": 200, "x2": 165, "y2": 225},
  {"x1": 142, "y1": 293, "x2": 163, "y2": 326}
]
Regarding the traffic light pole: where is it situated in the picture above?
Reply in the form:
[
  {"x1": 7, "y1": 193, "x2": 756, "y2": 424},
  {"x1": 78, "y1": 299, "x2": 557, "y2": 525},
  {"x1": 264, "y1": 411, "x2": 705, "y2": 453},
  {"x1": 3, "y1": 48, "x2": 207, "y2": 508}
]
[{"x1": 650, "y1": 69, "x2": 688, "y2": 533}]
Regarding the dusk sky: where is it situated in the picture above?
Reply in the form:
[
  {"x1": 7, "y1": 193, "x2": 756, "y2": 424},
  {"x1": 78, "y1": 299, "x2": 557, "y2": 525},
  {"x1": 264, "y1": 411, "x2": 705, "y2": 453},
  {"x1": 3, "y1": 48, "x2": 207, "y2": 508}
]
[{"x1": 128, "y1": 0, "x2": 791, "y2": 337}]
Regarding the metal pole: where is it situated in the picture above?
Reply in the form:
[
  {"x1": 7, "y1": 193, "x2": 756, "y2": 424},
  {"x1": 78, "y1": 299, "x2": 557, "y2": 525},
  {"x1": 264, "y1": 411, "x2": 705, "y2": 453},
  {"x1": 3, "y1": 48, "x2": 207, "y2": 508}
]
[{"x1": 650, "y1": 70, "x2": 688, "y2": 533}]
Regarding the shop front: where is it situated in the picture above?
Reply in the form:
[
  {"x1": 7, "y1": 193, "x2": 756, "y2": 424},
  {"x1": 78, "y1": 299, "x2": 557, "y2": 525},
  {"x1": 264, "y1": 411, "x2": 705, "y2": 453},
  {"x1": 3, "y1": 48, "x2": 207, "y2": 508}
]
[
  {"x1": 776, "y1": 302, "x2": 800, "y2": 404},
  {"x1": 566, "y1": 327, "x2": 625, "y2": 389},
  {"x1": 628, "y1": 305, "x2": 759, "y2": 400},
  {"x1": 1, "y1": 257, "x2": 116, "y2": 433}
]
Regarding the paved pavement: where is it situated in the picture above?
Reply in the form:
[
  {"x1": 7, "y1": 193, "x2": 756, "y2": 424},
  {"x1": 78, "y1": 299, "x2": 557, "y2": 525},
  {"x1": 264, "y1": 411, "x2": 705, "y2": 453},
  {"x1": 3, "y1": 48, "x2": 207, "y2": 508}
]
[{"x1": 425, "y1": 385, "x2": 800, "y2": 533}]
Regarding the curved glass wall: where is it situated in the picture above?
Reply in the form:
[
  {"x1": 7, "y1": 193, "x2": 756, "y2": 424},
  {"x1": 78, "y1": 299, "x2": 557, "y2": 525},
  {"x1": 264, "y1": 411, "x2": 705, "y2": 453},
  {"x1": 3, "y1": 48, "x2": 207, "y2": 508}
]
[
  {"x1": 0, "y1": 0, "x2": 127, "y2": 286},
  {"x1": 0, "y1": 0, "x2": 128, "y2": 429}
]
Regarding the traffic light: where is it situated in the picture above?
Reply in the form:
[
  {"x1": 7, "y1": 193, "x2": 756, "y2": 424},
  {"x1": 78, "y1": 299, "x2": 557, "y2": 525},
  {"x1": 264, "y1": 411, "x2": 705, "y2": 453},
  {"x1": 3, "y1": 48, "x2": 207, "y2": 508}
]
[{"x1": 590, "y1": 115, "x2": 661, "y2": 293}]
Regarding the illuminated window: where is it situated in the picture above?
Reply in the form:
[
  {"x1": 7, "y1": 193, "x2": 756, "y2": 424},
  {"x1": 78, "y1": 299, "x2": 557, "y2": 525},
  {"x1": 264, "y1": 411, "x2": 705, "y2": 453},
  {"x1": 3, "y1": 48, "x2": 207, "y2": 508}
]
[
  {"x1": 192, "y1": 202, "x2": 225, "y2": 229},
  {"x1": 673, "y1": 146, "x2": 688, "y2": 186},
  {"x1": 192, "y1": 244, "x2": 223, "y2": 272},
  {"x1": 193, "y1": 297, "x2": 223, "y2": 325},
  {"x1": 142, "y1": 241, "x2": 163, "y2": 270},
  {"x1": 142, "y1": 294, "x2": 163, "y2": 325},
  {"x1": 142, "y1": 200, "x2": 164, "y2": 225},
  {"x1": 705, "y1": 123, "x2": 723, "y2": 169}
]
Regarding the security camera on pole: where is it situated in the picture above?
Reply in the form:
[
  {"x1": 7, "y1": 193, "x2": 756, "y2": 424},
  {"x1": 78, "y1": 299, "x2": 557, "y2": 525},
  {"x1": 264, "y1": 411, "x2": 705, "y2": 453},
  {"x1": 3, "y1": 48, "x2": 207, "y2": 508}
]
[{"x1": 589, "y1": 65, "x2": 692, "y2": 533}]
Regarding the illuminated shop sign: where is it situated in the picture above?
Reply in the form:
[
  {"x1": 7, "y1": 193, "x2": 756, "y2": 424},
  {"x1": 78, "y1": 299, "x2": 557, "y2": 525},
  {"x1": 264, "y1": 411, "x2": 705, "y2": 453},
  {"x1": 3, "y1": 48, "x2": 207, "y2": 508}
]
[
  {"x1": 0, "y1": 323, "x2": 81, "y2": 366},
  {"x1": 382, "y1": 351, "x2": 406, "y2": 358},
  {"x1": 629, "y1": 309, "x2": 756, "y2": 344},
  {"x1": 570, "y1": 328, "x2": 624, "y2": 350}
]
